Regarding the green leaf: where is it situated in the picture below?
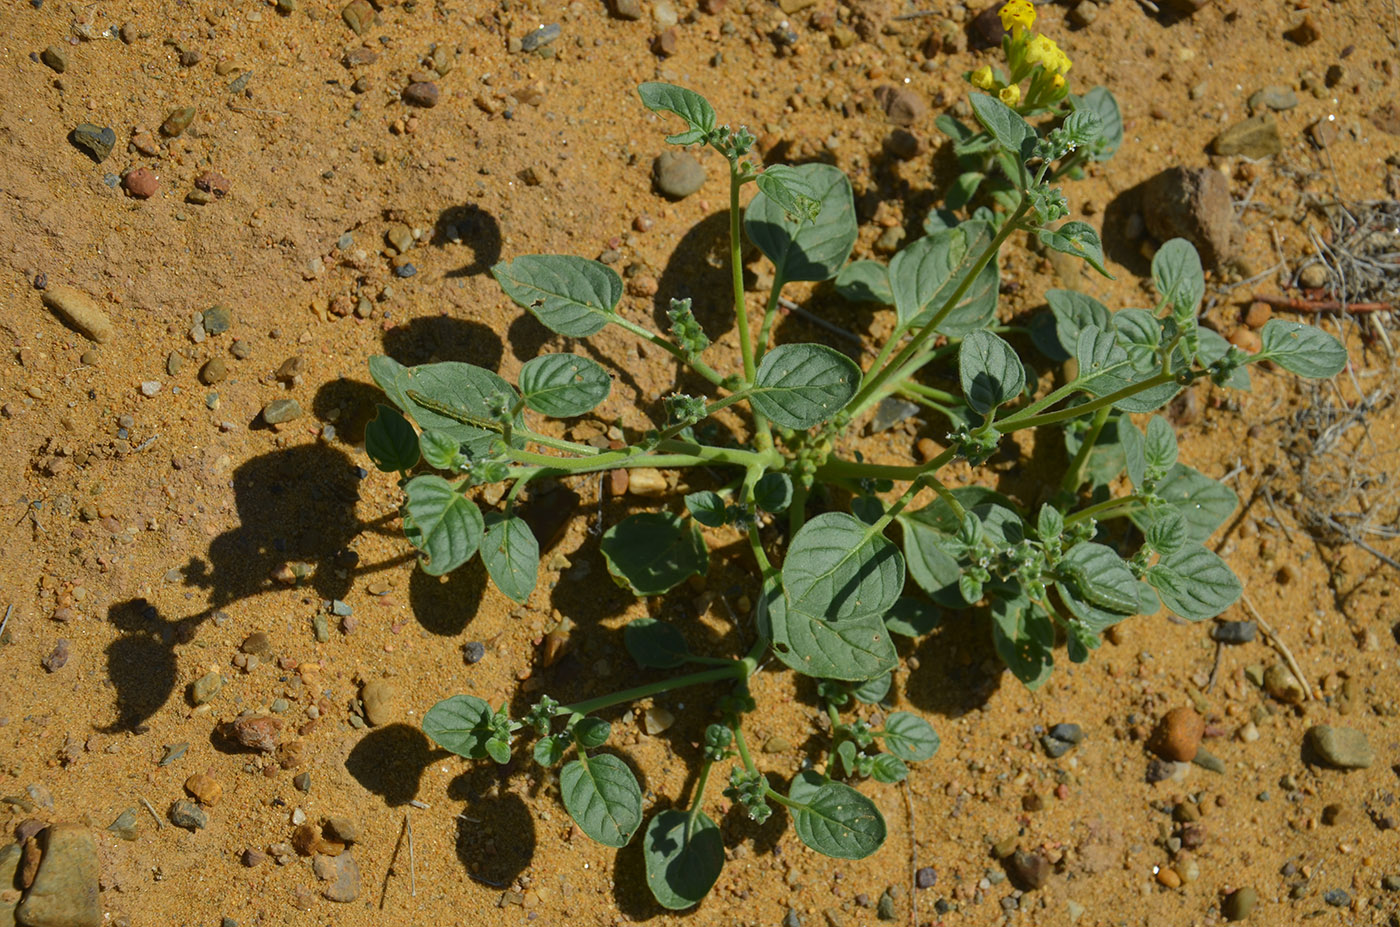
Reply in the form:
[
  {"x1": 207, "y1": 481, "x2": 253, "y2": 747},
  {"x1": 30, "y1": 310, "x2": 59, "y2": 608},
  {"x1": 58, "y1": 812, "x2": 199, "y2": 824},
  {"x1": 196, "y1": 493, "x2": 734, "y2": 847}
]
[
  {"x1": 1056, "y1": 580, "x2": 1145, "y2": 632},
  {"x1": 485, "y1": 738, "x2": 511, "y2": 765},
  {"x1": 1148, "y1": 543, "x2": 1242, "y2": 621},
  {"x1": 835, "y1": 260, "x2": 894, "y2": 305},
  {"x1": 755, "y1": 165, "x2": 823, "y2": 224},
  {"x1": 745, "y1": 163, "x2": 858, "y2": 282},
  {"x1": 852, "y1": 672, "x2": 892, "y2": 704},
  {"x1": 750, "y1": 343, "x2": 861, "y2": 430},
  {"x1": 790, "y1": 781, "x2": 887, "y2": 859},
  {"x1": 373, "y1": 360, "x2": 523, "y2": 458},
  {"x1": 870, "y1": 753, "x2": 909, "y2": 784},
  {"x1": 1152, "y1": 239, "x2": 1205, "y2": 313},
  {"x1": 574, "y1": 718, "x2": 611, "y2": 749},
  {"x1": 643, "y1": 809, "x2": 724, "y2": 910},
  {"x1": 534, "y1": 734, "x2": 567, "y2": 766},
  {"x1": 492, "y1": 255, "x2": 622, "y2": 338},
  {"x1": 990, "y1": 596, "x2": 1054, "y2": 689},
  {"x1": 623, "y1": 618, "x2": 691, "y2": 669},
  {"x1": 1072, "y1": 87, "x2": 1123, "y2": 161},
  {"x1": 783, "y1": 513, "x2": 905, "y2": 624},
  {"x1": 1120, "y1": 421, "x2": 1146, "y2": 490},
  {"x1": 560, "y1": 754, "x2": 643, "y2": 848},
  {"x1": 684, "y1": 491, "x2": 729, "y2": 528},
  {"x1": 419, "y1": 430, "x2": 465, "y2": 471},
  {"x1": 884, "y1": 596, "x2": 940, "y2": 637},
  {"x1": 1144, "y1": 416, "x2": 1178, "y2": 472},
  {"x1": 889, "y1": 222, "x2": 1000, "y2": 335},
  {"x1": 403, "y1": 475, "x2": 484, "y2": 576},
  {"x1": 767, "y1": 587, "x2": 899, "y2": 682},
  {"x1": 637, "y1": 82, "x2": 717, "y2": 146},
  {"x1": 1059, "y1": 542, "x2": 1140, "y2": 614},
  {"x1": 1039, "y1": 221, "x2": 1111, "y2": 278},
  {"x1": 1063, "y1": 413, "x2": 1126, "y2": 489},
  {"x1": 1131, "y1": 464, "x2": 1237, "y2": 542},
  {"x1": 1073, "y1": 325, "x2": 1134, "y2": 396},
  {"x1": 788, "y1": 769, "x2": 827, "y2": 805},
  {"x1": 881, "y1": 712, "x2": 939, "y2": 762},
  {"x1": 968, "y1": 92, "x2": 1034, "y2": 160},
  {"x1": 1045, "y1": 289, "x2": 1111, "y2": 358},
  {"x1": 423, "y1": 695, "x2": 496, "y2": 759},
  {"x1": 1037, "y1": 504, "x2": 1065, "y2": 541},
  {"x1": 518, "y1": 354, "x2": 611, "y2": 417},
  {"x1": 1146, "y1": 509, "x2": 1189, "y2": 556},
  {"x1": 897, "y1": 489, "x2": 1015, "y2": 606},
  {"x1": 365, "y1": 404, "x2": 420, "y2": 472},
  {"x1": 946, "y1": 171, "x2": 985, "y2": 211},
  {"x1": 601, "y1": 512, "x2": 709, "y2": 596},
  {"x1": 1259, "y1": 319, "x2": 1348, "y2": 378},
  {"x1": 960, "y1": 330, "x2": 1025, "y2": 414},
  {"x1": 481, "y1": 514, "x2": 539, "y2": 603},
  {"x1": 754, "y1": 472, "x2": 794, "y2": 514}
]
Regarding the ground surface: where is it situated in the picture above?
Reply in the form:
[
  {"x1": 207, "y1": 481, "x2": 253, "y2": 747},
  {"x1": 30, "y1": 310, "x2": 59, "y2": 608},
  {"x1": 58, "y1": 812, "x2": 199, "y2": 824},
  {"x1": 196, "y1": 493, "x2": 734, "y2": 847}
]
[{"x1": 1, "y1": 0, "x2": 1399, "y2": 925}]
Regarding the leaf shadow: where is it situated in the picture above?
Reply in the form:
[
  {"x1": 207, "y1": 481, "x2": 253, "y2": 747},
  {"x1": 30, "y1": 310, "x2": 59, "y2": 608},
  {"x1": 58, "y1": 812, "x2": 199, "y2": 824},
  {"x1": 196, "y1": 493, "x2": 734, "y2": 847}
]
[
  {"x1": 408, "y1": 558, "x2": 488, "y2": 636},
  {"x1": 433, "y1": 203, "x2": 503, "y2": 278},
  {"x1": 345, "y1": 723, "x2": 446, "y2": 807},
  {"x1": 453, "y1": 791, "x2": 536, "y2": 888},
  {"x1": 901, "y1": 610, "x2": 1004, "y2": 719}
]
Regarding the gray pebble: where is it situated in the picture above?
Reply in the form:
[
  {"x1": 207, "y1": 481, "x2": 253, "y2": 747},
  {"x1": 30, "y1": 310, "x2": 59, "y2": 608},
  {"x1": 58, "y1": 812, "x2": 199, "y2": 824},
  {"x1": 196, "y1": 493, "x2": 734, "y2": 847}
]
[
  {"x1": 203, "y1": 305, "x2": 232, "y2": 334},
  {"x1": 652, "y1": 151, "x2": 706, "y2": 199},
  {"x1": 161, "y1": 106, "x2": 196, "y2": 137},
  {"x1": 782, "y1": 908, "x2": 801, "y2": 927},
  {"x1": 41, "y1": 45, "x2": 68, "y2": 73},
  {"x1": 520, "y1": 23, "x2": 561, "y2": 52},
  {"x1": 140, "y1": 381, "x2": 162, "y2": 397},
  {"x1": 1211, "y1": 620, "x2": 1256, "y2": 644},
  {"x1": 169, "y1": 799, "x2": 208, "y2": 830},
  {"x1": 229, "y1": 339, "x2": 251, "y2": 360},
  {"x1": 1324, "y1": 889, "x2": 1350, "y2": 907},
  {"x1": 394, "y1": 263, "x2": 417, "y2": 278},
  {"x1": 70, "y1": 123, "x2": 116, "y2": 162},
  {"x1": 262, "y1": 399, "x2": 304, "y2": 424},
  {"x1": 915, "y1": 867, "x2": 937, "y2": 889},
  {"x1": 189, "y1": 671, "x2": 223, "y2": 704},
  {"x1": 463, "y1": 640, "x2": 486, "y2": 664},
  {"x1": 1248, "y1": 85, "x2": 1299, "y2": 113},
  {"x1": 1048, "y1": 722, "x2": 1083, "y2": 744},
  {"x1": 108, "y1": 808, "x2": 140, "y2": 841},
  {"x1": 315, "y1": 851, "x2": 361, "y2": 902},
  {"x1": 1307, "y1": 725, "x2": 1373, "y2": 769}
]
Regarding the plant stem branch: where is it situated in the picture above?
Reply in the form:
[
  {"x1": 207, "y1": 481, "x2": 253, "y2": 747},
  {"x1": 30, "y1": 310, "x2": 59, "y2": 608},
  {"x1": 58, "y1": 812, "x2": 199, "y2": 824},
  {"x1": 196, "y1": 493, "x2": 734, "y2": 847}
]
[
  {"x1": 557, "y1": 663, "x2": 749, "y2": 718},
  {"x1": 1060, "y1": 405, "x2": 1110, "y2": 494},
  {"x1": 730, "y1": 166, "x2": 757, "y2": 385},
  {"x1": 999, "y1": 372, "x2": 1184, "y2": 432},
  {"x1": 1063, "y1": 493, "x2": 1148, "y2": 527},
  {"x1": 611, "y1": 315, "x2": 727, "y2": 386}
]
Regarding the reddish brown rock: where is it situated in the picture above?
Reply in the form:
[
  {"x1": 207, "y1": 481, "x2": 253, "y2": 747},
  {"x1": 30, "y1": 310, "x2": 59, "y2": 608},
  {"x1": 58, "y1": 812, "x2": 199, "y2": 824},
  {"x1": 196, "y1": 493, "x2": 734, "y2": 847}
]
[
  {"x1": 226, "y1": 715, "x2": 283, "y2": 752},
  {"x1": 123, "y1": 168, "x2": 159, "y2": 199},
  {"x1": 1148, "y1": 707, "x2": 1205, "y2": 762},
  {"x1": 195, "y1": 170, "x2": 231, "y2": 197}
]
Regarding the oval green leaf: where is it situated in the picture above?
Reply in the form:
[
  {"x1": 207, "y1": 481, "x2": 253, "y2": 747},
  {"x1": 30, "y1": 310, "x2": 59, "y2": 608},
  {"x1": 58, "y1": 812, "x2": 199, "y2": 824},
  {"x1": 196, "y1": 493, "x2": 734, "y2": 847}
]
[
  {"x1": 1147, "y1": 543, "x2": 1242, "y2": 621},
  {"x1": 744, "y1": 163, "x2": 857, "y2": 282},
  {"x1": 601, "y1": 512, "x2": 708, "y2": 596},
  {"x1": 881, "y1": 712, "x2": 940, "y2": 763},
  {"x1": 750, "y1": 343, "x2": 861, "y2": 430},
  {"x1": 960, "y1": 330, "x2": 1026, "y2": 414},
  {"x1": 835, "y1": 260, "x2": 894, "y2": 305},
  {"x1": 1038, "y1": 221, "x2": 1111, "y2": 278},
  {"x1": 560, "y1": 754, "x2": 643, "y2": 848},
  {"x1": 754, "y1": 472, "x2": 794, "y2": 514},
  {"x1": 623, "y1": 618, "x2": 691, "y2": 669},
  {"x1": 518, "y1": 354, "x2": 612, "y2": 417},
  {"x1": 422, "y1": 695, "x2": 495, "y2": 759},
  {"x1": 637, "y1": 82, "x2": 717, "y2": 146},
  {"x1": 492, "y1": 255, "x2": 622, "y2": 337},
  {"x1": 884, "y1": 596, "x2": 941, "y2": 637},
  {"x1": 1259, "y1": 319, "x2": 1348, "y2": 378},
  {"x1": 790, "y1": 781, "x2": 886, "y2": 860},
  {"x1": 481, "y1": 513, "x2": 539, "y2": 603},
  {"x1": 783, "y1": 512, "x2": 905, "y2": 624},
  {"x1": 1151, "y1": 238, "x2": 1205, "y2": 313},
  {"x1": 767, "y1": 589, "x2": 898, "y2": 682},
  {"x1": 643, "y1": 809, "x2": 724, "y2": 910},
  {"x1": 889, "y1": 221, "x2": 1000, "y2": 335},
  {"x1": 403, "y1": 475, "x2": 484, "y2": 576},
  {"x1": 365, "y1": 404, "x2": 420, "y2": 472},
  {"x1": 374, "y1": 360, "x2": 523, "y2": 458}
]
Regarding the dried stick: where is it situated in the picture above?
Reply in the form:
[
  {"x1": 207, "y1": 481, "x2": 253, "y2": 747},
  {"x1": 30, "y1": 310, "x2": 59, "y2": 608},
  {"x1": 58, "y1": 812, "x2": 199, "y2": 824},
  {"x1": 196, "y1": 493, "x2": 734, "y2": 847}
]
[
  {"x1": 407, "y1": 811, "x2": 417, "y2": 897},
  {"x1": 1204, "y1": 638, "x2": 1224, "y2": 693},
  {"x1": 1251, "y1": 294, "x2": 1393, "y2": 314},
  {"x1": 0, "y1": 604, "x2": 12, "y2": 640},
  {"x1": 1240, "y1": 593, "x2": 1314, "y2": 701},
  {"x1": 902, "y1": 781, "x2": 917, "y2": 927},
  {"x1": 138, "y1": 795, "x2": 164, "y2": 829}
]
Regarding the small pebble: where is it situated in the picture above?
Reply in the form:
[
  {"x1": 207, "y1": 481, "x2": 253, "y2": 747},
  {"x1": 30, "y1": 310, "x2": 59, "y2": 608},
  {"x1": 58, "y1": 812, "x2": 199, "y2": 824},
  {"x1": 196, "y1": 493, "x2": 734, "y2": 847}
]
[
  {"x1": 262, "y1": 399, "x2": 303, "y2": 424},
  {"x1": 462, "y1": 640, "x2": 486, "y2": 664},
  {"x1": 1211, "y1": 621, "x2": 1256, "y2": 644},
  {"x1": 402, "y1": 82, "x2": 439, "y2": 107},
  {"x1": 41, "y1": 45, "x2": 68, "y2": 73},
  {"x1": 168, "y1": 800, "x2": 208, "y2": 831},
  {"x1": 1223, "y1": 886, "x2": 1257, "y2": 921},
  {"x1": 70, "y1": 123, "x2": 116, "y2": 162},
  {"x1": 1148, "y1": 707, "x2": 1204, "y2": 762},
  {"x1": 1307, "y1": 725, "x2": 1373, "y2": 769}
]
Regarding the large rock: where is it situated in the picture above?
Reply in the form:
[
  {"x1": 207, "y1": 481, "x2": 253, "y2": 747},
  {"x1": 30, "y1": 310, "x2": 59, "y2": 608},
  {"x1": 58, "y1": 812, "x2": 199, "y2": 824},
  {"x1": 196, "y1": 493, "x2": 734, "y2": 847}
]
[
  {"x1": 1140, "y1": 167, "x2": 1241, "y2": 268},
  {"x1": 14, "y1": 825, "x2": 100, "y2": 927},
  {"x1": 41, "y1": 287, "x2": 115, "y2": 344},
  {"x1": 652, "y1": 151, "x2": 706, "y2": 200},
  {"x1": 1211, "y1": 114, "x2": 1282, "y2": 158},
  {"x1": 1308, "y1": 725, "x2": 1373, "y2": 769}
]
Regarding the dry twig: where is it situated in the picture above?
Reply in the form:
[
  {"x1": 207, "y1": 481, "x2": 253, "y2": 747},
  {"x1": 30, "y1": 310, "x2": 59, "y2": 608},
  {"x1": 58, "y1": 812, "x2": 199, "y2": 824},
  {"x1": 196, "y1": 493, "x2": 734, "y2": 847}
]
[
  {"x1": 1240, "y1": 594, "x2": 1314, "y2": 701},
  {"x1": 1252, "y1": 294, "x2": 1393, "y2": 314}
]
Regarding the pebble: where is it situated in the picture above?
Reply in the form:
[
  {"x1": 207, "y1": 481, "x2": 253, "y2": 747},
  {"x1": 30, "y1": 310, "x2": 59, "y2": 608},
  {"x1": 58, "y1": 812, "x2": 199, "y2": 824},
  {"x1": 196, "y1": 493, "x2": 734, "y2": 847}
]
[
  {"x1": 652, "y1": 151, "x2": 706, "y2": 199},
  {"x1": 315, "y1": 851, "x2": 362, "y2": 902},
  {"x1": 107, "y1": 809, "x2": 139, "y2": 841},
  {"x1": 323, "y1": 816, "x2": 359, "y2": 844},
  {"x1": 169, "y1": 800, "x2": 208, "y2": 831},
  {"x1": 42, "y1": 285, "x2": 115, "y2": 343},
  {"x1": 1285, "y1": 14, "x2": 1321, "y2": 45},
  {"x1": 185, "y1": 773, "x2": 222, "y2": 806},
  {"x1": 1141, "y1": 166, "x2": 1239, "y2": 269},
  {"x1": 915, "y1": 867, "x2": 937, "y2": 889},
  {"x1": 1263, "y1": 663, "x2": 1305, "y2": 704},
  {"x1": 402, "y1": 81, "x2": 439, "y2": 107},
  {"x1": 627, "y1": 468, "x2": 667, "y2": 496},
  {"x1": 609, "y1": 0, "x2": 642, "y2": 19},
  {"x1": 70, "y1": 123, "x2": 116, "y2": 162},
  {"x1": 195, "y1": 171, "x2": 231, "y2": 197},
  {"x1": 203, "y1": 305, "x2": 232, "y2": 334},
  {"x1": 1148, "y1": 707, "x2": 1204, "y2": 762},
  {"x1": 521, "y1": 24, "x2": 561, "y2": 52},
  {"x1": 190, "y1": 671, "x2": 223, "y2": 704},
  {"x1": 1211, "y1": 621, "x2": 1256, "y2": 644},
  {"x1": 262, "y1": 399, "x2": 303, "y2": 424},
  {"x1": 199, "y1": 358, "x2": 228, "y2": 386},
  {"x1": 1247, "y1": 86, "x2": 1298, "y2": 113},
  {"x1": 1006, "y1": 850, "x2": 1051, "y2": 890},
  {"x1": 1307, "y1": 725, "x2": 1373, "y2": 769},
  {"x1": 1223, "y1": 886, "x2": 1256, "y2": 920},
  {"x1": 1211, "y1": 114, "x2": 1282, "y2": 159},
  {"x1": 1068, "y1": 1, "x2": 1097, "y2": 27},
  {"x1": 873, "y1": 85, "x2": 927, "y2": 127},
  {"x1": 360, "y1": 680, "x2": 399, "y2": 726},
  {"x1": 42, "y1": 639, "x2": 70, "y2": 672},
  {"x1": 227, "y1": 715, "x2": 282, "y2": 752},
  {"x1": 241, "y1": 631, "x2": 271, "y2": 655},
  {"x1": 41, "y1": 45, "x2": 68, "y2": 73},
  {"x1": 161, "y1": 106, "x2": 196, "y2": 137},
  {"x1": 462, "y1": 640, "x2": 486, "y2": 664},
  {"x1": 1323, "y1": 888, "x2": 1349, "y2": 907},
  {"x1": 394, "y1": 263, "x2": 417, "y2": 278},
  {"x1": 140, "y1": 380, "x2": 162, "y2": 397},
  {"x1": 14, "y1": 825, "x2": 101, "y2": 927},
  {"x1": 341, "y1": 0, "x2": 374, "y2": 34}
]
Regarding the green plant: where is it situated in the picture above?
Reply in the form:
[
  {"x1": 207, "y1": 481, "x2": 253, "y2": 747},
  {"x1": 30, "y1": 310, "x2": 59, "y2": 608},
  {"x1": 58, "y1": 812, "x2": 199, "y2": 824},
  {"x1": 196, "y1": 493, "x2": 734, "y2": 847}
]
[{"x1": 364, "y1": 77, "x2": 1345, "y2": 907}]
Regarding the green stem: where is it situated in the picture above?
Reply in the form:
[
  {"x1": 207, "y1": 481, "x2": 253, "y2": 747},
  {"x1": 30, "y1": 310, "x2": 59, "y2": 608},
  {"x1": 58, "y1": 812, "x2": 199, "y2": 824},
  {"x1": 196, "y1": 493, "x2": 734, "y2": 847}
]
[
  {"x1": 788, "y1": 481, "x2": 809, "y2": 536},
  {"x1": 687, "y1": 760, "x2": 714, "y2": 830},
  {"x1": 612, "y1": 316, "x2": 726, "y2": 387},
  {"x1": 557, "y1": 663, "x2": 749, "y2": 718},
  {"x1": 732, "y1": 720, "x2": 758, "y2": 774},
  {"x1": 816, "y1": 445, "x2": 958, "y2": 483},
  {"x1": 1060, "y1": 405, "x2": 1110, "y2": 494},
  {"x1": 505, "y1": 440, "x2": 776, "y2": 475},
  {"x1": 898, "y1": 381, "x2": 960, "y2": 405},
  {"x1": 517, "y1": 429, "x2": 600, "y2": 456},
  {"x1": 849, "y1": 203, "x2": 1030, "y2": 413},
  {"x1": 998, "y1": 372, "x2": 1183, "y2": 433},
  {"x1": 753, "y1": 272, "x2": 786, "y2": 368},
  {"x1": 1064, "y1": 493, "x2": 1148, "y2": 527},
  {"x1": 730, "y1": 165, "x2": 756, "y2": 385}
]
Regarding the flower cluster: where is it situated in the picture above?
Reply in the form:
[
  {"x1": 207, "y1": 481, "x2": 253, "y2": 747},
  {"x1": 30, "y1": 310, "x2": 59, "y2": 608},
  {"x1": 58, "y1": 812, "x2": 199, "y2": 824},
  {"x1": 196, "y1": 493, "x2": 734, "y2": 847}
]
[{"x1": 966, "y1": 1, "x2": 1073, "y2": 112}]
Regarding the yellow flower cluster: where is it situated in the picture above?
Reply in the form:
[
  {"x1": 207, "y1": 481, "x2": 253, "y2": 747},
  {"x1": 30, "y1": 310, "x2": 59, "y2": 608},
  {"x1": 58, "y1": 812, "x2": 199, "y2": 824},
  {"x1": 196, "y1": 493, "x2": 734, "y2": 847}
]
[
  {"x1": 970, "y1": 66, "x2": 996, "y2": 90},
  {"x1": 1025, "y1": 34, "x2": 1072, "y2": 76},
  {"x1": 998, "y1": 0, "x2": 1035, "y2": 34}
]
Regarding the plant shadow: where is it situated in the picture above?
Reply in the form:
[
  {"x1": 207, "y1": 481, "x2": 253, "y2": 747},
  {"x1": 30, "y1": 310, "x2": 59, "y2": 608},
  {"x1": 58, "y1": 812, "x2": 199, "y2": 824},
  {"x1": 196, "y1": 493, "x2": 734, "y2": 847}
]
[
  {"x1": 434, "y1": 203, "x2": 503, "y2": 278},
  {"x1": 902, "y1": 609, "x2": 1004, "y2": 719},
  {"x1": 381, "y1": 315, "x2": 504, "y2": 370},
  {"x1": 453, "y1": 791, "x2": 536, "y2": 887},
  {"x1": 1101, "y1": 178, "x2": 1152, "y2": 278},
  {"x1": 409, "y1": 559, "x2": 488, "y2": 636},
  {"x1": 97, "y1": 598, "x2": 190, "y2": 733},
  {"x1": 345, "y1": 723, "x2": 446, "y2": 807}
]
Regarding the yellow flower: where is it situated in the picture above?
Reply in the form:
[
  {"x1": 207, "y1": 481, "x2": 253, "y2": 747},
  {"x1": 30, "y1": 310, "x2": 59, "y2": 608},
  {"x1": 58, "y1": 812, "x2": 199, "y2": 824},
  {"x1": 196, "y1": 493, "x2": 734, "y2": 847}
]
[
  {"x1": 998, "y1": 0, "x2": 1035, "y2": 34},
  {"x1": 999, "y1": 84, "x2": 1021, "y2": 106},
  {"x1": 1051, "y1": 73, "x2": 1066, "y2": 91},
  {"x1": 1025, "y1": 33, "x2": 1072, "y2": 75},
  {"x1": 969, "y1": 66, "x2": 996, "y2": 90}
]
